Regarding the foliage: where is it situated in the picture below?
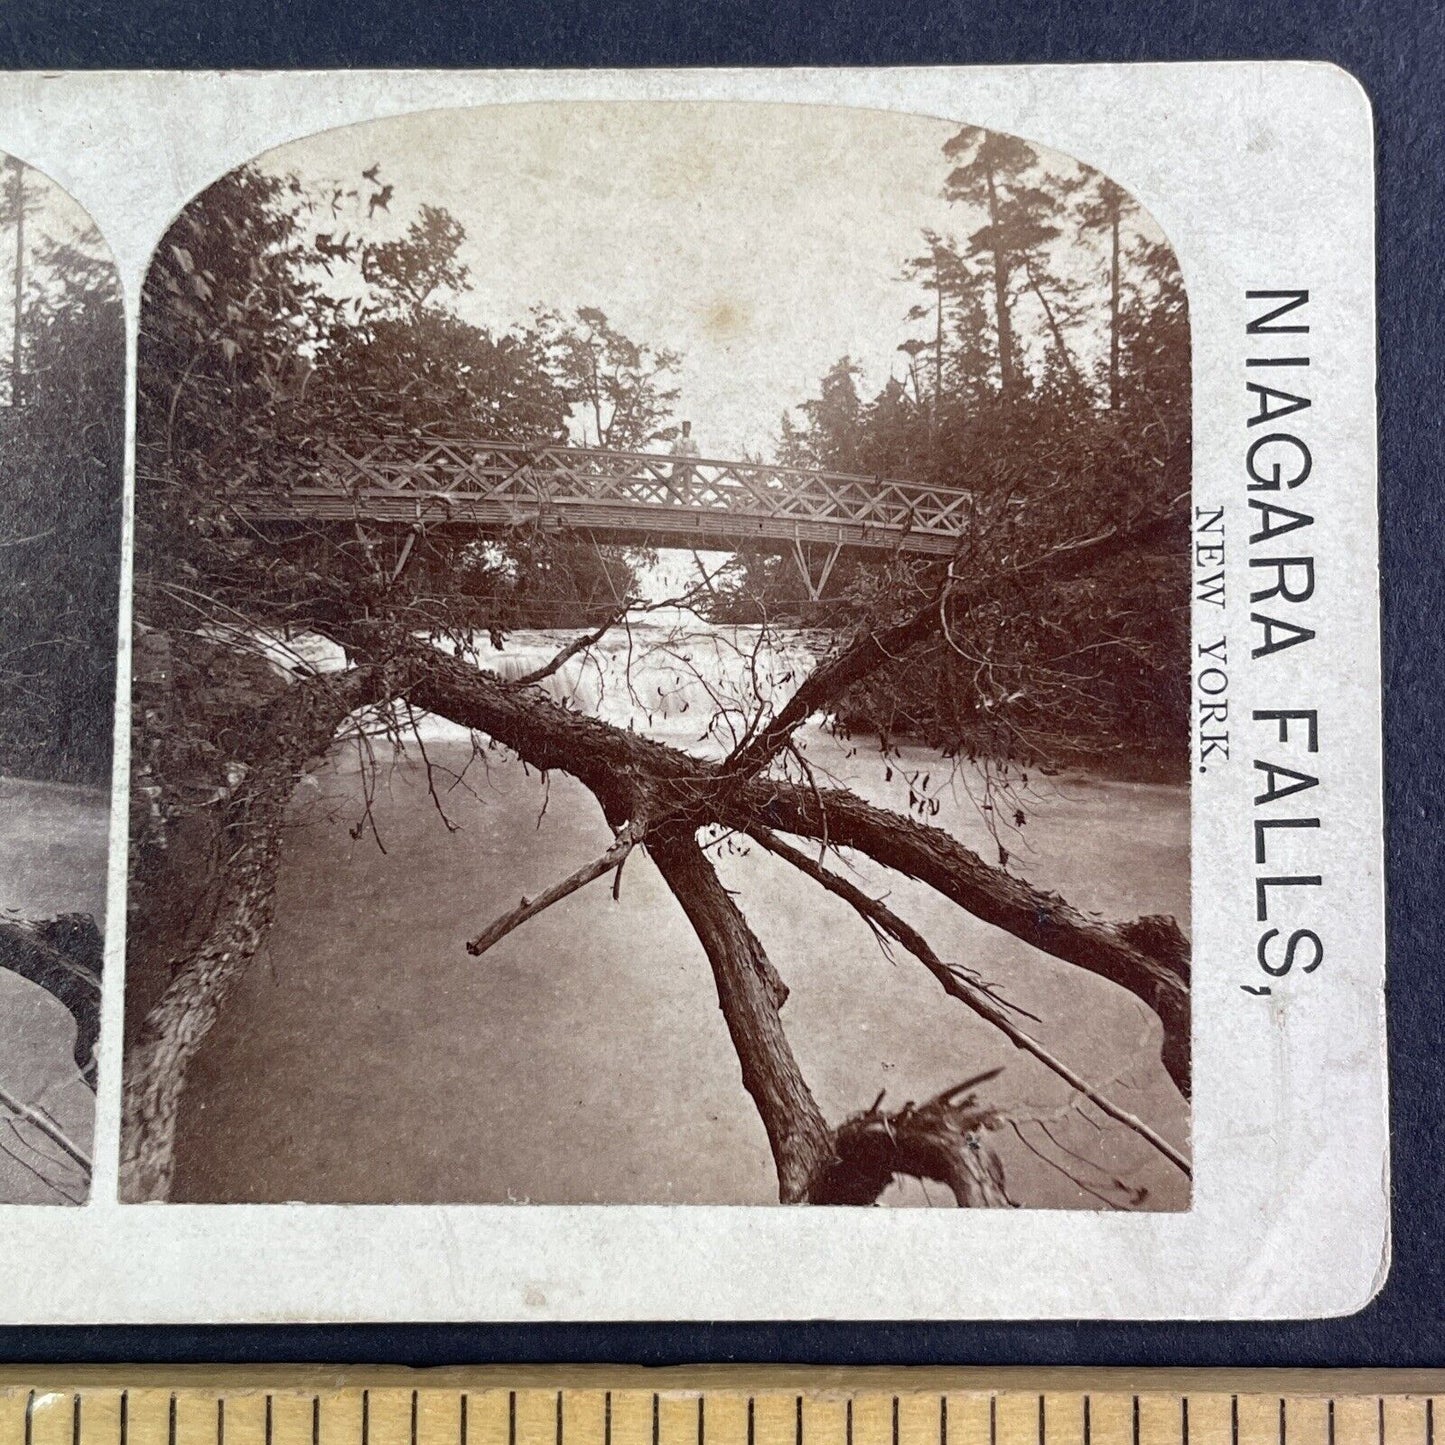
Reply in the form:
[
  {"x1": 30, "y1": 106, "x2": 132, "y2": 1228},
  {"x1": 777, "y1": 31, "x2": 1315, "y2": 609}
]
[
  {"x1": 135, "y1": 166, "x2": 672, "y2": 642},
  {"x1": 707, "y1": 128, "x2": 1190, "y2": 778},
  {"x1": 0, "y1": 197, "x2": 124, "y2": 785},
  {"x1": 535, "y1": 305, "x2": 682, "y2": 451}
]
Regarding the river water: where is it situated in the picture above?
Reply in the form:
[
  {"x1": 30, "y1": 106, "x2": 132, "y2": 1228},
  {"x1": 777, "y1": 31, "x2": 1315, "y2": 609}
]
[
  {"x1": 0, "y1": 776, "x2": 106, "y2": 1203},
  {"x1": 173, "y1": 616, "x2": 1190, "y2": 1208}
]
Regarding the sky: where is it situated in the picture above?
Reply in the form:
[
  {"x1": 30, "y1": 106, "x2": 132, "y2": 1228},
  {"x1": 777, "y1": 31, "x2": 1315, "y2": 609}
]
[{"x1": 252, "y1": 101, "x2": 1165, "y2": 460}]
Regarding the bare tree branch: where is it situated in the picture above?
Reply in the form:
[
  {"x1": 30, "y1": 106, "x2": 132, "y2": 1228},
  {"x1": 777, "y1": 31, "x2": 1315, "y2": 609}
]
[
  {"x1": 466, "y1": 815, "x2": 646, "y2": 956},
  {"x1": 649, "y1": 823, "x2": 828, "y2": 1201},
  {"x1": 0, "y1": 1078, "x2": 91, "y2": 1176},
  {"x1": 503, "y1": 602, "x2": 631, "y2": 689},
  {"x1": 749, "y1": 828, "x2": 1190, "y2": 1177}
]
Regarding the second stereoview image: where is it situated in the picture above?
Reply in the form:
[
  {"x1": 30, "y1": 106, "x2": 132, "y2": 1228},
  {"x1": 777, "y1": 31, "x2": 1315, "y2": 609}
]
[
  {"x1": 121, "y1": 101, "x2": 1192, "y2": 1208},
  {"x1": 0, "y1": 155, "x2": 123, "y2": 1205}
]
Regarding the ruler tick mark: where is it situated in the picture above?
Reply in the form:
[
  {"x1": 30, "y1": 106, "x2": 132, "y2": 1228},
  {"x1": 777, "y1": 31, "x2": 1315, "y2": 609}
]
[
  {"x1": 605, "y1": 1395, "x2": 612, "y2": 1445},
  {"x1": 990, "y1": 1396, "x2": 997, "y2": 1445},
  {"x1": 1279, "y1": 1398, "x2": 1287, "y2": 1445},
  {"x1": 1182, "y1": 1398, "x2": 1189, "y2": 1445},
  {"x1": 413, "y1": 1391, "x2": 420, "y2": 1445},
  {"x1": 1084, "y1": 1397, "x2": 1091, "y2": 1445},
  {"x1": 25, "y1": 1390, "x2": 34, "y2": 1445},
  {"x1": 1429, "y1": 1399, "x2": 1435, "y2": 1445},
  {"x1": 940, "y1": 1396, "x2": 947, "y2": 1445},
  {"x1": 1232, "y1": 1396, "x2": 1240, "y2": 1445},
  {"x1": 846, "y1": 1400, "x2": 852, "y2": 1445},
  {"x1": 312, "y1": 1397, "x2": 319, "y2": 1445},
  {"x1": 73, "y1": 1393, "x2": 81, "y2": 1445},
  {"x1": 652, "y1": 1394, "x2": 660, "y2": 1445},
  {"x1": 893, "y1": 1398, "x2": 900, "y2": 1445},
  {"x1": 1133, "y1": 1396, "x2": 1140, "y2": 1445},
  {"x1": 217, "y1": 1398, "x2": 225, "y2": 1445},
  {"x1": 267, "y1": 1396, "x2": 275, "y2": 1445},
  {"x1": 362, "y1": 1392, "x2": 370, "y2": 1445},
  {"x1": 748, "y1": 1399, "x2": 755, "y2": 1445},
  {"x1": 1039, "y1": 1395, "x2": 1046, "y2": 1445},
  {"x1": 799, "y1": 1395, "x2": 805, "y2": 1445},
  {"x1": 1328, "y1": 1402, "x2": 1335, "y2": 1445},
  {"x1": 509, "y1": 1393, "x2": 516, "y2": 1445},
  {"x1": 556, "y1": 1390, "x2": 563, "y2": 1445},
  {"x1": 170, "y1": 1394, "x2": 178, "y2": 1445},
  {"x1": 1379, "y1": 1398, "x2": 1386, "y2": 1445},
  {"x1": 461, "y1": 1395, "x2": 469, "y2": 1445},
  {"x1": 697, "y1": 1396, "x2": 704, "y2": 1445},
  {"x1": 120, "y1": 1392, "x2": 129, "y2": 1445}
]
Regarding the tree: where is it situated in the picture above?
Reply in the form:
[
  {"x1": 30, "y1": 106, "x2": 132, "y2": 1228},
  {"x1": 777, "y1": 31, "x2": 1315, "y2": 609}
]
[
  {"x1": 1118, "y1": 233, "x2": 1190, "y2": 442},
  {"x1": 1077, "y1": 175, "x2": 1130, "y2": 411},
  {"x1": 940, "y1": 127, "x2": 1043, "y2": 398},
  {"x1": 359, "y1": 203, "x2": 468, "y2": 316},
  {"x1": 307, "y1": 308, "x2": 571, "y2": 443},
  {"x1": 900, "y1": 229, "x2": 993, "y2": 429},
  {"x1": 0, "y1": 215, "x2": 123, "y2": 786},
  {"x1": 538, "y1": 305, "x2": 682, "y2": 450},
  {"x1": 795, "y1": 357, "x2": 864, "y2": 472}
]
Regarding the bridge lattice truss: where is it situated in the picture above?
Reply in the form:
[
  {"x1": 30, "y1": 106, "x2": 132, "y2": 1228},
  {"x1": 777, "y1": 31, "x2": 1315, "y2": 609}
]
[{"x1": 237, "y1": 436, "x2": 975, "y2": 599}]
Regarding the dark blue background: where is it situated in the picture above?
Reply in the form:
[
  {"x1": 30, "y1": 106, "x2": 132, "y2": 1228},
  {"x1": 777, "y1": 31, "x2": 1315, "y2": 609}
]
[{"x1": 0, "y1": 0, "x2": 1438, "y2": 1368}]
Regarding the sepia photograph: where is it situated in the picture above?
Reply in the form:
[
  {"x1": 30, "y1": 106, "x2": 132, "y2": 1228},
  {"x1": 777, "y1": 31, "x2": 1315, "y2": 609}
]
[
  {"x1": 0, "y1": 156, "x2": 122, "y2": 1204},
  {"x1": 122, "y1": 100, "x2": 1192, "y2": 1210}
]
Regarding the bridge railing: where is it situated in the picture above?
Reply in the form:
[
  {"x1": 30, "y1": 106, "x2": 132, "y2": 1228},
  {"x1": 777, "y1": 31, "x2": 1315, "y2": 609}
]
[{"x1": 237, "y1": 435, "x2": 977, "y2": 546}]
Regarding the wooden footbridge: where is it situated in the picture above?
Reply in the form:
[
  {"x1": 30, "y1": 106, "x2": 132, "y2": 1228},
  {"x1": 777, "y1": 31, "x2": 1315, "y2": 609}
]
[{"x1": 237, "y1": 435, "x2": 975, "y2": 600}]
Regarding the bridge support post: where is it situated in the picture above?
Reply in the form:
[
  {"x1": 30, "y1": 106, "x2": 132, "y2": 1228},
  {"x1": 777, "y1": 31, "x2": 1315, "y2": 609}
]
[{"x1": 792, "y1": 540, "x2": 843, "y2": 603}]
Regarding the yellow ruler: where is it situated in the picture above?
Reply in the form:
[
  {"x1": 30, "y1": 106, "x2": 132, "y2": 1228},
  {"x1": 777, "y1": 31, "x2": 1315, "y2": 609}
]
[{"x1": 0, "y1": 1371, "x2": 1441, "y2": 1445}]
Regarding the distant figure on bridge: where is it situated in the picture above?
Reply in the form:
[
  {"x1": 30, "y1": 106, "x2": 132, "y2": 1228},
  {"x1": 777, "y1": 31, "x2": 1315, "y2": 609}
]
[{"x1": 667, "y1": 420, "x2": 701, "y2": 502}]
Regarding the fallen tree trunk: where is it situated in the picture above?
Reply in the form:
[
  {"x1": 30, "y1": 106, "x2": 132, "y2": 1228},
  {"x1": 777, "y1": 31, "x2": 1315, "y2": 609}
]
[
  {"x1": 0, "y1": 914, "x2": 103, "y2": 1084},
  {"x1": 730, "y1": 779, "x2": 1191, "y2": 1098},
  {"x1": 120, "y1": 663, "x2": 388, "y2": 1201},
  {"x1": 649, "y1": 824, "x2": 830, "y2": 1201},
  {"x1": 386, "y1": 637, "x2": 1189, "y2": 1088}
]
